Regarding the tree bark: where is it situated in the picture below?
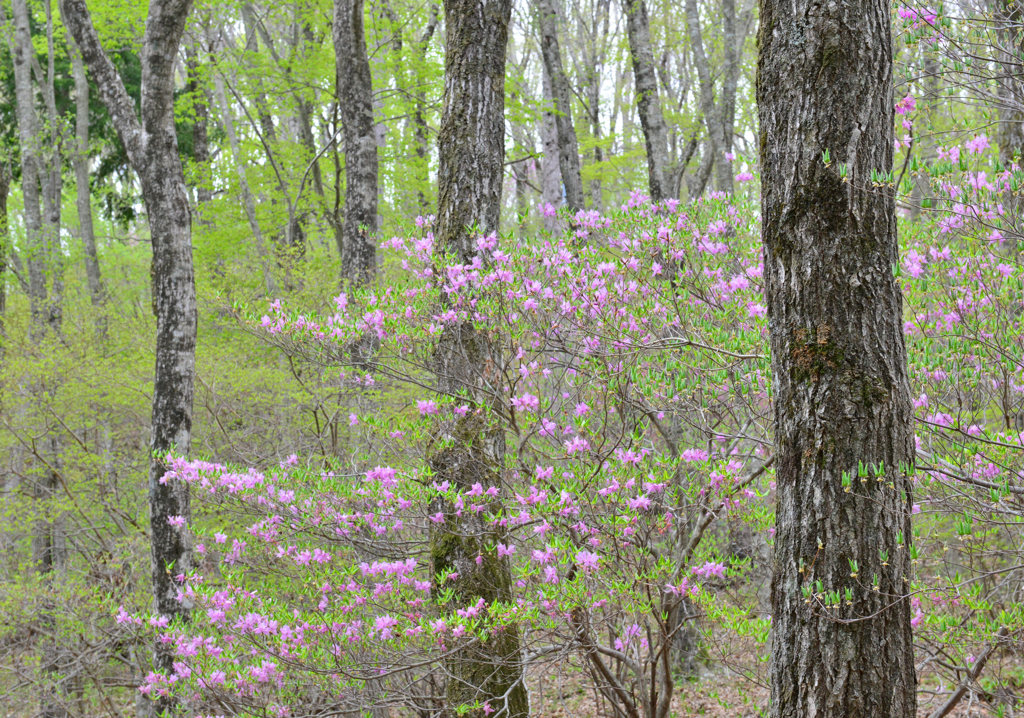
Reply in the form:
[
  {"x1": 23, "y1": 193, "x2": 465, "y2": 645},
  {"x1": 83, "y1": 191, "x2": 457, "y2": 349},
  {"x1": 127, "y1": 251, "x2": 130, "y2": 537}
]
[
  {"x1": 623, "y1": 0, "x2": 671, "y2": 201},
  {"x1": 994, "y1": 0, "x2": 1023, "y2": 165},
  {"x1": 536, "y1": 0, "x2": 586, "y2": 212},
  {"x1": 413, "y1": 5, "x2": 440, "y2": 213},
  {"x1": 334, "y1": 0, "x2": 379, "y2": 284},
  {"x1": 0, "y1": 163, "x2": 8, "y2": 342},
  {"x1": 719, "y1": 0, "x2": 740, "y2": 184},
  {"x1": 69, "y1": 42, "x2": 107, "y2": 317},
  {"x1": 758, "y1": 0, "x2": 917, "y2": 711},
  {"x1": 8, "y1": 0, "x2": 55, "y2": 333},
  {"x1": 184, "y1": 39, "x2": 213, "y2": 210},
  {"x1": 683, "y1": 0, "x2": 731, "y2": 194},
  {"x1": 432, "y1": 0, "x2": 528, "y2": 713},
  {"x1": 540, "y1": 71, "x2": 565, "y2": 231},
  {"x1": 60, "y1": 4, "x2": 197, "y2": 717}
]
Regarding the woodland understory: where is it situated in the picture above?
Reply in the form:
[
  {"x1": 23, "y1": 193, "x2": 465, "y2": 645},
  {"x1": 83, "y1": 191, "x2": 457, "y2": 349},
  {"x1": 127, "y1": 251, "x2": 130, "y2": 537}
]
[{"x1": 1, "y1": 0, "x2": 1023, "y2": 717}]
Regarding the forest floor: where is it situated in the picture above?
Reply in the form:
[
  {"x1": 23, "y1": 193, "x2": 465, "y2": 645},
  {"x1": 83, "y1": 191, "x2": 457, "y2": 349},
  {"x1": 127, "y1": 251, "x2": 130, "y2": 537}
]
[{"x1": 524, "y1": 630, "x2": 1013, "y2": 718}]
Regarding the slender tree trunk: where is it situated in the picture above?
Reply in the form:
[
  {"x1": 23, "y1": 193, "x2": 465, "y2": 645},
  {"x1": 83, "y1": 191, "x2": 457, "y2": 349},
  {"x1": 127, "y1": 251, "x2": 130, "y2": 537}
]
[
  {"x1": 995, "y1": 0, "x2": 1024, "y2": 165},
  {"x1": 0, "y1": 164, "x2": 8, "y2": 341},
  {"x1": 584, "y1": 0, "x2": 610, "y2": 209},
  {"x1": 61, "y1": 4, "x2": 197, "y2": 718},
  {"x1": 540, "y1": 72, "x2": 564, "y2": 231},
  {"x1": 537, "y1": 0, "x2": 585, "y2": 212},
  {"x1": 719, "y1": 0, "x2": 739, "y2": 192},
  {"x1": 683, "y1": 0, "x2": 730, "y2": 194},
  {"x1": 758, "y1": 0, "x2": 917, "y2": 710},
  {"x1": 686, "y1": 141, "x2": 714, "y2": 199},
  {"x1": 184, "y1": 40, "x2": 213, "y2": 209},
  {"x1": 411, "y1": 5, "x2": 440, "y2": 212},
  {"x1": 70, "y1": 42, "x2": 107, "y2": 317},
  {"x1": 8, "y1": 0, "x2": 51, "y2": 332},
  {"x1": 9, "y1": 5, "x2": 67, "y2": 714},
  {"x1": 623, "y1": 0, "x2": 670, "y2": 201},
  {"x1": 40, "y1": 0, "x2": 64, "y2": 327},
  {"x1": 909, "y1": 48, "x2": 939, "y2": 221},
  {"x1": 432, "y1": 0, "x2": 528, "y2": 713},
  {"x1": 334, "y1": 0, "x2": 378, "y2": 283}
]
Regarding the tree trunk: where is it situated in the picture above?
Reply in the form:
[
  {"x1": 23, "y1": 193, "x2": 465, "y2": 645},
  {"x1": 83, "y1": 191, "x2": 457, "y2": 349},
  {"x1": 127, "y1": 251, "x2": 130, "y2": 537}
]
[
  {"x1": 995, "y1": 0, "x2": 1024, "y2": 162},
  {"x1": 432, "y1": 0, "x2": 528, "y2": 713},
  {"x1": 334, "y1": 0, "x2": 379, "y2": 284},
  {"x1": 406, "y1": 4, "x2": 439, "y2": 213},
  {"x1": 184, "y1": 40, "x2": 213, "y2": 210},
  {"x1": 758, "y1": 0, "x2": 917, "y2": 711},
  {"x1": 540, "y1": 71, "x2": 564, "y2": 231},
  {"x1": 536, "y1": 0, "x2": 585, "y2": 212},
  {"x1": 60, "y1": 4, "x2": 197, "y2": 717},
  {"x1": 683, "y1": 0, "x2": 731, "y2": 194},
  {"x1": 70, "y1": 42, "x2": 107, "y2": 317},
  {"x1": 8, "y1": 0, "x2": 52, "y2": 332},
  {"x1": 0, "y1": 163, "x2": 8, "y2": 341},
  {"x1": 719, "y1": 0, "x2": 740, "y2": 190},
  {"x1": 623, "y1": 0, "x2": 670, "y2": 201}
]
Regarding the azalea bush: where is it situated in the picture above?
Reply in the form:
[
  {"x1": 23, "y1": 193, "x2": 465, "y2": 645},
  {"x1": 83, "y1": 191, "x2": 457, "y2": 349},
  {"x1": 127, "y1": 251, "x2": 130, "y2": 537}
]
[{"x1": 122, "y1": 121, "x2": 1024, "y2": 714}]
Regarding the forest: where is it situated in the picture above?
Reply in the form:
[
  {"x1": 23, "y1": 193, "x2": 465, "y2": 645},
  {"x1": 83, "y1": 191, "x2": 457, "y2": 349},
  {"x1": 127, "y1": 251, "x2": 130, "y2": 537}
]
[{"x1": 0, "y1": 0, "x2": 1022, "y2": 715}]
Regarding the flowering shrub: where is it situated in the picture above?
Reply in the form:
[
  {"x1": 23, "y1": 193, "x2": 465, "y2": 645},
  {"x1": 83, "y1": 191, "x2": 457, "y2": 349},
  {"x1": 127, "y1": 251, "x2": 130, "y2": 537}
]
[{"x1": 129, "y1": 118, "x2": 1024, "y2": 714}]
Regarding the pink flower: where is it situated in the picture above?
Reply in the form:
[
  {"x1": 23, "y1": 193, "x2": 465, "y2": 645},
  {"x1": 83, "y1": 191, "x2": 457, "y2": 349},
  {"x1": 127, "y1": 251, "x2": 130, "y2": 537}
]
[
  {"x1": 895, "y1": 94, "x2": 916, "y2": 115},
  {"x1": 682, "y1": 448, "x2": 709, "y2": 462},
  {"x1": 576, "y1": 550, "x2": 600, "y2": 573},
  {"x1": 692, "y1": 561, "x2": 727, "y2": 580},
  {"x1": 735, "y1": 171, "x2": 755, "y2": 182},
  {"x1": 167, "y1": 515, "x2": 186, "y2": 529},
  {"x1": 965, "y1": 134, "x2": 989, "y2": 155},
  {"x1": 417, "y1": 399, "x2": 439, "y2": 416},
  {"x1": 511, "y1": 393, "x2": 540, "y2": 412},
  {"x1": 497, "y1": 543, "x2": 516, "y2": 558},
  {"x1": 574, "y1": 402, "x2": 590, "y2": 416}
]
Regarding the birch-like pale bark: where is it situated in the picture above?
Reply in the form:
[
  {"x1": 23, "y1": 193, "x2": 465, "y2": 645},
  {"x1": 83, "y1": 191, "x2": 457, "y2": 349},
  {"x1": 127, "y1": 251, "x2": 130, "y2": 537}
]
[
  {"x1": 60, "y1": 4, "x2": 197, "y2": 717},
  {"x1": 759, "y1": 0, "x2": 917, "y2": 708},
  {"x1": 432, "y1": 0, "x2": 528, "y2": 712},
  {"x1": 537, "y1": 0, "x2": 586, "y2": 212},
  {"x1": 334, "y1": 0, "x2": 379, "y2": 283},
  {"x1": 623, "y1": 0, "x2": 670, "y2": 200}
]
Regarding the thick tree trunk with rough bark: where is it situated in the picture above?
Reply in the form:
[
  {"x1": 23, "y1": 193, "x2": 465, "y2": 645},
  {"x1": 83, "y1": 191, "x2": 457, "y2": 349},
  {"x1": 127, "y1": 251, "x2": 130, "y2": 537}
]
[
  {"x1": 61, "y1": 3, "x2": 197, "y2": 717},
  {"x1": 537, "y1": 0, "x2": 585, "y2": 212},
  {"x1": 334, "y1": 0, "x2": 378, "y2": 283},
  {"x1": 758, "y1": 0, "x2": 917, "y2": 712},
  {"x1": 432, "y1": 0, "x2": 528, "y2": 713},
  {"x1": 623, "y1": 0, "x2": 670, "y2": 201}
]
